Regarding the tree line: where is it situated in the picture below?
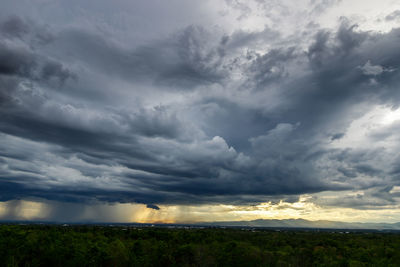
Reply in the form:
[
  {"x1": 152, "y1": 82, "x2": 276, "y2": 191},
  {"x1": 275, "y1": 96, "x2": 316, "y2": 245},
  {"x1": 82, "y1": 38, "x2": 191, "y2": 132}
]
[{"x1": 1, "y1": 225, "x2": 400, "y2": 266}]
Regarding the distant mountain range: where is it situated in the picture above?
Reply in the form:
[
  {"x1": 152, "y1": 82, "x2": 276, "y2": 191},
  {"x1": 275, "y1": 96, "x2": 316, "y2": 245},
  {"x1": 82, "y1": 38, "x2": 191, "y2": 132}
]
[{"x1": 202, "y1": 219, "x2": 400, "y2": 230}]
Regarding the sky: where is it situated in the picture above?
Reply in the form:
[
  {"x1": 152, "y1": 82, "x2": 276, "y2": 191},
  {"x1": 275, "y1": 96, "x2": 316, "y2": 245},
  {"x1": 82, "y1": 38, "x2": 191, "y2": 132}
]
[{"x1": 1, "y1": 0, "x2": 400, "y2": 223}]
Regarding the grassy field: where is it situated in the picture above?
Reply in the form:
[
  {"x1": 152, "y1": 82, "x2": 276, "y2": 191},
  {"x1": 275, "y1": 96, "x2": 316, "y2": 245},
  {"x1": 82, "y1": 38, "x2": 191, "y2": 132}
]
[{"x1": 1, "y1": 224, "x2": 400, "y2": 266}]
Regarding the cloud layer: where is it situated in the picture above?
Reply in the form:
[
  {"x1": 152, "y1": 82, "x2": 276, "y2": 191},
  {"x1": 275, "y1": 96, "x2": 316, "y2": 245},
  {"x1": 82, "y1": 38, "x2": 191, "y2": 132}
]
[{"x1": 1, "y1": 0, "x2": 400, "y2": 220}]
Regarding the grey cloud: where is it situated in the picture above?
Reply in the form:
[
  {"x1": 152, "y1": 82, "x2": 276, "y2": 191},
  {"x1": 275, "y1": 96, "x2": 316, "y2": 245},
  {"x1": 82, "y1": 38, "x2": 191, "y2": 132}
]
[
  {"x1": 368, "y1": 121, "x2": 400, "y2": 141},
  {"x1": 337, "y1": 164, "x2": 381, "y2": 179},
  {"x1": 0, "y1": 15, "x2": 54, "y2": 47},
  {"x1": 337, "y1": 167, "x2": 357, "y2": 178},
  {"x1": 250, "y1": 123, "x2": 299, "y2": 155},
  {"x1": 0, "y1": 15, "x2": 30, "y2": 38},
  {"x1": 283, "y1": 21, "x2": 400, "y2": 136},
  {"x1": 245, "y1": 48, "x2": 296, "y2": 89},
  {"x1": 192, "y1": 98, "x2": 275, "y2": 151},
  {"x1": 1, "y1": 9, "x2": 400, "y2": 212},
  {"x1": 0, "y1": 26, "x2": 73, "y2": 87},
  {"x1": 314, "y1": 191, "x2": 396, "y2": 210},
  {"x1": 309, "y1": 0, "x2": 342, "y2": 15},
  {"x1": 360, "y1": 60, "x2": 384, "y2": 76},
  {"x1": 224, "y1": 27, "x2": 280, "y2": 51},
  {"x1": 52, "y1": 25, "x2": 227, "y2": 90},
  {"x1": 40, "y1": 60, "x2": 75, "y2": 86},
  {"x1": 307, "y1": 21, "x2": 367, "y2": 69},
  {"x1": 315, "y1": 185, "x2": 400, "y2": 210},
  {"x1": 146, "y1": 204, "x2": 160, "y2": 210},
  {"x1": 331, "y1": 133, "x2": 344, "y2": 140},
  {"x1": 354, "y1": 164, "x2": 382, "y2": 176},
  {"x1": 0, "y1": 43, "x2": 36, "y2": 77},
  {"x1": 224, "y1": 0, "x2": 253, "y2": 20},
  {"x1": 385, "y1": 10, "x2": 400, "y2": 21}
]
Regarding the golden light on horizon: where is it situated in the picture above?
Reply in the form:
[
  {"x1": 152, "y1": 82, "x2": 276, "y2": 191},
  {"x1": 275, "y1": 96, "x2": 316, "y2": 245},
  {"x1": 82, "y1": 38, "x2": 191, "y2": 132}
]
[
  {"x1": 0, "y1": 200, "x2": 50, "y2": 220},
  {"x1": 1, "y1": 195, "x2": 400, "y2": 224},
  {"x1": 0, "y1": 202, "x2": 6, "y2": 217}
]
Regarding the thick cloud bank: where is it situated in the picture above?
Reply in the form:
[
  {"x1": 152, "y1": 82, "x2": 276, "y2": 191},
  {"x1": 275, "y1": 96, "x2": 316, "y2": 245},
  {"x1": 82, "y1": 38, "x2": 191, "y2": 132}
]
[{"x1": 1, "y1": 0, "x2": 400, "y2": 212}]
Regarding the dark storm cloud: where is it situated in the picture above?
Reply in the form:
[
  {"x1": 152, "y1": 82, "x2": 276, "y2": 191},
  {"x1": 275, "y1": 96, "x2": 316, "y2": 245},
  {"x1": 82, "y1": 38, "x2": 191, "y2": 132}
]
[
  {"x1": 1, "y1": 9, "x2": 400, "y2": 211},
  {"x1": 337, "y1": 167, "x2": 357, "y2": 178},
  {"x1": 0, "y1": 43, "x2": 36, "y2": 77},
  {"x1": 0, "y1": 15, "x2": 30, "y2": 38},
  {"x1": 0, "y1": 18, "x2": 73, "y2": 87},
  {"x1": 51, "y1": 25, "x2": 227, "y2": 89},
  {"x1": 279, "y1": 21, "x2": 400, "y2": 136},
  {"x1": 146, "y1": 204, "x2": 160, "y2": 210},
  {"x1": 312, "y1": 185, "x2": 400, "y2": 210},
  {"x1": 331, "y1": 133, "x2": 344, "y2": 140},
  {"x1": 245, "y1": 47, "x2": 296, "y2": 89}
]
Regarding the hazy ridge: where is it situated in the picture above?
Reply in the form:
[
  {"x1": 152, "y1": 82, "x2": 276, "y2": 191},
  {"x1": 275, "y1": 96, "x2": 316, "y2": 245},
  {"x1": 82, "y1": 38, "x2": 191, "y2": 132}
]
[{"x1": 202, "y1": 219, "x2": 400, "y2": 230}]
